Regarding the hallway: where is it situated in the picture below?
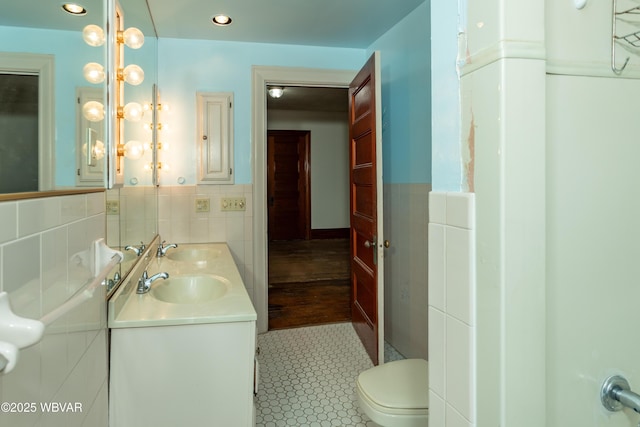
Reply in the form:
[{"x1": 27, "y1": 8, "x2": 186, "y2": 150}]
[{"x1": 268, "y1": 239, "x2": 351, "y2": 330}]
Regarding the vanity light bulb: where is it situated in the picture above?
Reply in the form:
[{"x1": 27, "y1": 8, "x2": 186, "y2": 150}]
[
  {"x1": 83, "y1": 101, "x2": 105, "y2": 122},
  {"x1": 123, "y1": 102, "x2": 144, "y2": 122},
  {"x1": 83, "y1": 62, "x2": 105, "y2": 84},
  {"x1": 123, "y1": 27, "x2": 145, "y2": 49},
  {"x1": 123, "y1": 64, "x2": 144, "y2": 86},
  {"x1": 82, "y1": 140, "x2": 105, "y2": 160},
  {"x1": 82, "y1": 25, "x2": 105, "y2": 47},
  {"x1": 123, "y1": 140, "x2": 145, "y2": 160}
]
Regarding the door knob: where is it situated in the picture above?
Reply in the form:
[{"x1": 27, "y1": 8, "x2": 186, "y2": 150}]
[
  {"x1": 364, "y1": 240, "x2": 371, "y2": 248},
  {"x1": 383, "y1": 240, "x2": 390, "y2": 248}
]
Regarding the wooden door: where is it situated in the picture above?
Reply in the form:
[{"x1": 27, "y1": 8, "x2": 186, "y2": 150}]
[
  {"x1": 267, "y1": 130, "x2": 311, "y2": 241},
  {"x1": 349, "y1": 52, "x2": 383, "y2": 365}
]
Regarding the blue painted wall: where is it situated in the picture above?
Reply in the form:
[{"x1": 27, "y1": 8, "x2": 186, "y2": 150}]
[
  {"x1": 367, "y1": 1, "x2": 432, "y2": 185},
  {"x1": 156, "y1": 39, "x2": 366, "y2": 185},
  {"x1": 0, "y1": 25, "x2": 105, "y2": 187},
  {"x1": 430, "y1": 0, "x2": 463, "y2": 191}
]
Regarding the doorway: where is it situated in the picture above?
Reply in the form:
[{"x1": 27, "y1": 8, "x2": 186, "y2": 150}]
[
  {"x1": 267, "y1": 130, "x2": 311, "y2": 241},
  {"x1": 265, "y1": 87, "x2": 351, "y2": 330},
  {"x1": 0, "y1": 52, "x2": 54, "y2": 193}
]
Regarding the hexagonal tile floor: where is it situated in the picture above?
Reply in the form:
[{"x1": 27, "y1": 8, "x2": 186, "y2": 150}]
[{"x1": 255, "y1": 323, "x2": 377, "y2": 426}]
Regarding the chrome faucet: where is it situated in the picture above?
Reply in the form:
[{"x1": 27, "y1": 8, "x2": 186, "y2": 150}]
[
  {"x1": 157, "y1": 241, "x2": 178, "y2": 257},
  {"x1": 136, "y1": 270, "x2": 169, "y2": 294},
  {"x1": 124, "y1": 242, "x2": 146, "y2": 256}
]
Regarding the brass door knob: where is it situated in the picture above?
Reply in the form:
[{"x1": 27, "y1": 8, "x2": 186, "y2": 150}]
[{"x1": 384, "y1": 240, "x2": 390, "y2": 248}]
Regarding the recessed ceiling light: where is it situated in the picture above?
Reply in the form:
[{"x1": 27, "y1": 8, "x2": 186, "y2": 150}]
[
  {"x1": 212, "y1": 14, "x2": 232, "y2": 26},
  {"x1": 62, "y1": 3, "x2": 87, "y2": 16}
]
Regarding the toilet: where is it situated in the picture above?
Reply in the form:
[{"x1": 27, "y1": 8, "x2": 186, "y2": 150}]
[{"x1": 356, "y1": 358, "x2": 429, "y2": 427}]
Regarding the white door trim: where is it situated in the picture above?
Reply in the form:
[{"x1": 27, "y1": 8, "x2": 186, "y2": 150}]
[
  {"x1": 251, "y1": 66, "x2": 357, "y2": 333},
  {"x1": 0, "y1": 52, "x2": 55, "y2": 191}
]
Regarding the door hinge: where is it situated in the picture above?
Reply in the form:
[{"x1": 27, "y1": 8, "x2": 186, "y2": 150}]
[
  {"x1": 77, "y1": 168, "x2": 81, "y2": 176},
  {"x1": 229, "y1": 168, "x2": 233, "y2": 175}
]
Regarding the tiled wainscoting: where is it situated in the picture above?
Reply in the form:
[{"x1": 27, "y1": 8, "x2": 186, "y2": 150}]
[
  {"x1": 428, "y1": 192, "x2": 476, "y2": 427},
  {"x1": 383, "y1": 183, "x2": 430, "y2": 360},
  {"x1": 0, "y1": 192, "x2": 109, "y2": 427},
  {"x1": 106, "y1": 186, "x2": 157, "y2": 248},
  {"x1": 157, "y1": 184, "x2": 255, "y2": 302}
]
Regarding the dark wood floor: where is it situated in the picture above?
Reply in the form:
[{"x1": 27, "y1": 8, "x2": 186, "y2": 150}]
[{"x1": 268, "y1": 239, "x2": 351, "y2": 330}]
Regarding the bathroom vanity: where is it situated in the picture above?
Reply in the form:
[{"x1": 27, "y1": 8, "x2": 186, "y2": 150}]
[{"x1": 108, "y1": 241, "x2": 257, "y2": 427}]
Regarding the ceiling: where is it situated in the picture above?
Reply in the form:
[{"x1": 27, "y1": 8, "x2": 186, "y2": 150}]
[
  {"x1": 146, "y1": 0, "x2": 426, "y2": 48},
  {"x1": 1, "y1": 0, "x2": 425, "y2": 112},
  {"x1": 1, "y1": 0, "x2": 425, "y2": 48},
  {"x1": 267, "y1": 86, "x2": 348, "y2": 113}
]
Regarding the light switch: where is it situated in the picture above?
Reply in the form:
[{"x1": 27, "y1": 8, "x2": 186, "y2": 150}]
[
  {"x1": 195, "y1": 198, "x2": 210, "y2": 213},
  {"x1": 221, "y1": 197, "x2": 246, "y2": 211}
]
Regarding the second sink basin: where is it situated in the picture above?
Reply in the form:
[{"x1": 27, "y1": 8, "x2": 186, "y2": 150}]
[
  {"x1": 166, "y1": 248, "x2": 222, "y2": 265},
  {"x1": 150, "y1": 275, "x2": 230, "y2": 304}
]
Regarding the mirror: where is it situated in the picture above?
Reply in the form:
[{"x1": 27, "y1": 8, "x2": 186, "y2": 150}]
[
  {"x1": 105, "y1": 0, "x2": 158, "y2": 291},
  {"x1": 0, "y1": 0, "x2": 159, "y2": 291},
  {"x1": 0, "y1": 0, "x2": 107, "y2": 194}
]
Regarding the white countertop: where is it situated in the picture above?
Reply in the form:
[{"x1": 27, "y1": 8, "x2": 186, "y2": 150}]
[{"x1": 108, "y1": 243, "x2": 257, "y2": 328}]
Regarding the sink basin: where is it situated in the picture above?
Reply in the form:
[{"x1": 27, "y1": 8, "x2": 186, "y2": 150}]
[
  {"x1": 150, "y1": 275, "x2": 230, "y2": 304},
  {"x1": 166, "y1": 248, "x2": 221, "y2": 264}
]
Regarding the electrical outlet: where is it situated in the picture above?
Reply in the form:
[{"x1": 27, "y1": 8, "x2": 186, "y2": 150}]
[
  {"x1": 195, "y1": 198, "x2": 210, "y2": 213},
  {"x1": 221, "y1": 197, "x2": 246, "y2": 211},
  {"x1": 106, "y1": 200, "x2": 120, "y2": 215}
]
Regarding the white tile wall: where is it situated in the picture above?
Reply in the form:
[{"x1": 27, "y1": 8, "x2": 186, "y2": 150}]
[
  {"x1": 428, "y1": 191, "x2": 476, "y2": 427},
  {"x1": 383, "y1": 183, "x2": 430, "y2": 360},
  {"x1": 0, "y1": 192, "x2": 108, "y2": 427},
  {"x1": 158, "y1": 184, "x2": 255, "y2": 302}
]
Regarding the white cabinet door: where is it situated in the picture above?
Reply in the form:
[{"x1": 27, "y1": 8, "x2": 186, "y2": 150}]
[{"x1": 196, "y1": 92, "x2": 234, "y2": 184}]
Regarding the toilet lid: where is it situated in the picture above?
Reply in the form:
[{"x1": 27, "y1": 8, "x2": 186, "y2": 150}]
[{"x1": 357, "y1": 359, "x2": 429, "y2": 410}]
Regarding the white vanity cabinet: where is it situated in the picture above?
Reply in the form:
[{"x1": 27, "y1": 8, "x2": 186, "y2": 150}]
[
  {"x1": 109, "y1": 320, "x2": 255, "y2": 427},
  {"x1": 108, "y1": 243, "x2": 257, "y2": 427}
]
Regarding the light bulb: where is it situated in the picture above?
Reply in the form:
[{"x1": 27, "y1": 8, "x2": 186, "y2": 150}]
[
  {"x1": 122, "y1": 64, "x2": 144, "y2": 85},
  {"x1": 83, "y1": 25, "x2": 105, "y2": 47},
  {"x1": 158, "y1": 103, "x2": 170, "y2": 112},
  {"x1": 122, "y1": 27, "x2": 145, "y2": 49},
  {"x1": 123, "y1": 102, "x2": 143, "y2": 122},
  {"x1": 83, "y1": 62, "x2": 105, "y2": 84},
  {"x1": 123, "y1": 140, "x2": 144, "y2": 160},
  {"x1": 93, "y1": 140, "x2": 105, "y2": 159},
  {"x1": 83, "y1": 101, "x2": 104, "y2": 122},
  {"x1": 83, "y1": 140, "x2": 105, "y2": 159}
]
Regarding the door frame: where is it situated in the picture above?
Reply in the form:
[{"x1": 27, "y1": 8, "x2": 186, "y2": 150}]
[{"x1": 252, "y1": 66, "x2": 357, "y2": 333}]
